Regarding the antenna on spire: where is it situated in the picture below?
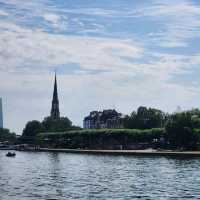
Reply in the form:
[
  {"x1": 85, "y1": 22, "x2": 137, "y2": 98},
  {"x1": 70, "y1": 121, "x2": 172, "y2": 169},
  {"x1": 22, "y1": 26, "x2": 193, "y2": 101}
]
[{"x1": 54, "y1": 69, "x2": 58, "y2": 83}]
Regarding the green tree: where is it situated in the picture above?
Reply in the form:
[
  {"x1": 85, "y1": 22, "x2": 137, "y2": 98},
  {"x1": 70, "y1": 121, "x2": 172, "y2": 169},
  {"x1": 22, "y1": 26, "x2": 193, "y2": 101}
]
[
  {"x1": 191, "y1": 115, "x2": 200, "y2": 128},
  {"x1": 165, "y1": 112, "x2": 197, "y2": 149},
  {"x1": 0, "y1": 128, "x2": 16, "y2": 143},
  {"x1": 22, "y1": 120, "x2": 44, "y2": 139},
  {"x1": 123, "y1": 107, "x2": 166, "y2": 129},
  {"x1": 147, "y1": 108, "x2": 165, "y2": 128},
  {"x1": 42, "y1": 117, "x2": 72, "y2": 132},
  {"x1": 123, "y1": 114, "x2": 135, "y2": 129}
]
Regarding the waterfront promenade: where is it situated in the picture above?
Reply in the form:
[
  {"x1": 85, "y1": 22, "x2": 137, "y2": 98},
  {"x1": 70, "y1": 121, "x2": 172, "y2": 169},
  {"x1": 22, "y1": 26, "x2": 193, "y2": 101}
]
[
  {"x1": 2, "y1": 147, "x2": 200, "y2": 157},
  {"x1": 22, "y1": 148, "x2": 200, "y2": 157}
]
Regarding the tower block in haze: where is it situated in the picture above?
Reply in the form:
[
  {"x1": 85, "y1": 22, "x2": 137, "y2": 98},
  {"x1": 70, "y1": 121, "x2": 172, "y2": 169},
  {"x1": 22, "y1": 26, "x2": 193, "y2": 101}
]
[
  {"x1": 0, "y1": 98, "x2": 3, "y2": 128},
  {"x1": 50, "y1": 73, "x2": 60, "y2": 120}
]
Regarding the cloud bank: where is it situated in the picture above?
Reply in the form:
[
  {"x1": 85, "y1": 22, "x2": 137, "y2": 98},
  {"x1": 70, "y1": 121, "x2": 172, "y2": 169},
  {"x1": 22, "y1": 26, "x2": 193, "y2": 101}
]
[{"x1": 0, "y1": 0, "x2": 200, "y2": 133}]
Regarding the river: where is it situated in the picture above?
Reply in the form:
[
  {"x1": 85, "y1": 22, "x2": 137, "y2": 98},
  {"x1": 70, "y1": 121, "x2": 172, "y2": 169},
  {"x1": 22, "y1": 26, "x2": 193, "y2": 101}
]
[{"x1": 0, "y1": 150, "x2": 200, "y2": 199}]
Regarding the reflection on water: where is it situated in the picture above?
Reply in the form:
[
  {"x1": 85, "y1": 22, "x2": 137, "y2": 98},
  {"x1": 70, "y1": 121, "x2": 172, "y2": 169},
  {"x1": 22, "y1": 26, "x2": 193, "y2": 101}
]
[{"x1": 0, "y1": 150, "x2": 200, "y2": 199}]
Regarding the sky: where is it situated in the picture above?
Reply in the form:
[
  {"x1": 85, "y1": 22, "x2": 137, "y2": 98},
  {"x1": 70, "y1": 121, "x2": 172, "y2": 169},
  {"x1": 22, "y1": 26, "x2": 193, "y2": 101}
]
[{"x1": 0, "y1": 0, "x2": 200, "y2": 134}]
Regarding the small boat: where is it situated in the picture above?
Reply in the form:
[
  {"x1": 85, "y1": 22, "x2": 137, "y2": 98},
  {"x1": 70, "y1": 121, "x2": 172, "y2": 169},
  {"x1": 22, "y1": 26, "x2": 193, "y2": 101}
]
[{"x1": 6, "y1": 152, "x2": 16, "y2": 157}]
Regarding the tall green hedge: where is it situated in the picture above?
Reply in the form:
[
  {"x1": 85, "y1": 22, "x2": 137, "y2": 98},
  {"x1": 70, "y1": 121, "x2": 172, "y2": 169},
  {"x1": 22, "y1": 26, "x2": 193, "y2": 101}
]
[{"x1": 37, "y1": 128, "x2": 165, "y2": 148}]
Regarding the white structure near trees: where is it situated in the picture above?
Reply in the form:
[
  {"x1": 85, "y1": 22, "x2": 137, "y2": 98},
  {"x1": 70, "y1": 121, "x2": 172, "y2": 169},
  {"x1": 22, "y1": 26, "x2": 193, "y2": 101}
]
[{"x1": 83, "y1": 109, "x2": 123, "y2": 129}]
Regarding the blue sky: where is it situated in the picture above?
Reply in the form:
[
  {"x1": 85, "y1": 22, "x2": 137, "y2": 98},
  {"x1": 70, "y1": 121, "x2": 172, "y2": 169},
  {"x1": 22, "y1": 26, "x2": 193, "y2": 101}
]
[{"x1": 0, "y1": 0, "x2": 200, "y2": 134}]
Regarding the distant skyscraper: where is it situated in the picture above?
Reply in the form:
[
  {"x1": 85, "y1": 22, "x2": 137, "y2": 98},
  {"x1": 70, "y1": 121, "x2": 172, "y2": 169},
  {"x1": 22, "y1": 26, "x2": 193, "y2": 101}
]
[
  {"x1": 50, "y1": 73, "x2": 60, "y2": 120},
  {"x1": 0, "y1": 98, "x2": 3, "y2": 128}
]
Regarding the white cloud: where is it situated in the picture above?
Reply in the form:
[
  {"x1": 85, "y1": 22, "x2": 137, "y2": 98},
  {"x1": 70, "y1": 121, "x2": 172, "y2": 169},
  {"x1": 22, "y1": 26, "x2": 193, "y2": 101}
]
[
  {"x1": 133, "y1": 0, "x2": 200, "y2": 47},
  {"x1": 43, "y1": 13, "x2": 61, "y2": 26},
  {"x1": 0, "y1": 22, "x2": 143, "y2": 73},
  {"x1": 0, "y1": 0, "x2": 200, "y2": 134},
  {"x1": 0, "y1": 10, "x2": 9, "y2": 16},
  {"x1": 61, "y1": 8, "x2": 121, "y2": 17}
]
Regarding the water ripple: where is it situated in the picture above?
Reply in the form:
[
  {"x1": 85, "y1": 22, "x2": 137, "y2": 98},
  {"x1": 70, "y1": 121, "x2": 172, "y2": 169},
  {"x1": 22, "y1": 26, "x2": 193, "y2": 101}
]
[{"x1": 1, "y1": 151, "x2": 200, "y2": 199}]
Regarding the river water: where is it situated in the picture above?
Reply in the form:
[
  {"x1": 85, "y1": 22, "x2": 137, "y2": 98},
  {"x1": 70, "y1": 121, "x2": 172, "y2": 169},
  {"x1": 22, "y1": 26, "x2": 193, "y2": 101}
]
[{"x1": 0, "y1": 150, "x2": 200, "y2": 200}]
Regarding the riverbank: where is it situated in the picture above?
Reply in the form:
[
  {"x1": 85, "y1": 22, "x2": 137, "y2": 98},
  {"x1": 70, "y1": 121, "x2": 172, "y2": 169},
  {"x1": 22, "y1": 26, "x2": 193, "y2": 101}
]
[
  {"x1": 2, "y1": 147, "x2": 200, "y2": 157},
  {"x1": 17, "y1": 148, "x2": 200, "y2": 157}
]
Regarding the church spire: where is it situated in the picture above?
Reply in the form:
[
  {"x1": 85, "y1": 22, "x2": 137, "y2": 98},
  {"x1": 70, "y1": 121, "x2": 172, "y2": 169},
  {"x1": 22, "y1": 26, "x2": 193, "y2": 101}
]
[
  {"x1": 53, "y1": 73, "x2": 58, "y2": 102},
  {"x1": 50, "y1": 72, "x2": 60, "y2": 119}
]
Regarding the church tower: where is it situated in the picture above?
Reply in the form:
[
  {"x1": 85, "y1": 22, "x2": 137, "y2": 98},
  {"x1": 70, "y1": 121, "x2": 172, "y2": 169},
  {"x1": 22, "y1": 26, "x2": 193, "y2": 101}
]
[{"x1": 50, "y1": 73, "x2": 60, "y2": 120}]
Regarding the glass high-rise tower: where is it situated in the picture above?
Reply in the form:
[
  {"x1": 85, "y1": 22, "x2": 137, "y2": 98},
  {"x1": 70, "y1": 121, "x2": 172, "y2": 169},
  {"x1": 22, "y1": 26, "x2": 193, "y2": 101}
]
[{"x1": 0, "y1": 98, "x2": 3, "y2": 128}]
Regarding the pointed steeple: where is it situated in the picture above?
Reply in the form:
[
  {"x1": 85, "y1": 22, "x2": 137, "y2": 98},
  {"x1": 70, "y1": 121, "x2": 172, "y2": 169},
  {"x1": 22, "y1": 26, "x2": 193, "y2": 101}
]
[
  {"x1": 53, "y1": 73, "x2": 58, "y2": 102},
  {"x1": 50, "y1": 72, "x2": 60, "y2": 119}
]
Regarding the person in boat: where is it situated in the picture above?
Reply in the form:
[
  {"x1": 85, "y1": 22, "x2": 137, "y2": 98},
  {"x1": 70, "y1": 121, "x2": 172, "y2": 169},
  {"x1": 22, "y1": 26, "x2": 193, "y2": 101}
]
[{"x1": 6, "y1": 152, "x2": 16, "y2": 157}]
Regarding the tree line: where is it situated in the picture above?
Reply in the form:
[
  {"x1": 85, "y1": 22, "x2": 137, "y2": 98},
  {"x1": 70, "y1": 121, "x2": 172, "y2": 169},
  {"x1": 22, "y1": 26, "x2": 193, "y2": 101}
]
[
  {"x1": 19, "y1": 107, "x2": 200, "y2": 150},
  {"x1": 123, "y1": 107, "x2": 200, "y2": 149},
  {"x1": 0, "y1": 128, "x2": 16, "y2": 143},
  {"x1": 21, "y1": 116, "x2": 80, "y2": 143}
]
